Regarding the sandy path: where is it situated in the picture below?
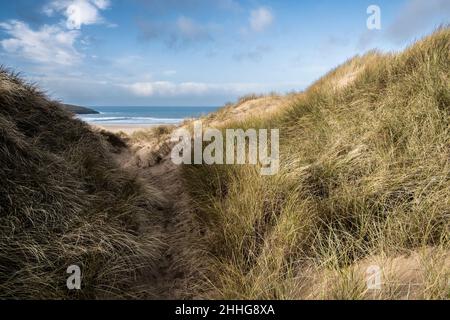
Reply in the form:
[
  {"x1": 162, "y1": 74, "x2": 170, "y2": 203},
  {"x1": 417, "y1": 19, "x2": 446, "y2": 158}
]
[{"x1": 114, "y1": 137, "x2": 208, "y2": 299}]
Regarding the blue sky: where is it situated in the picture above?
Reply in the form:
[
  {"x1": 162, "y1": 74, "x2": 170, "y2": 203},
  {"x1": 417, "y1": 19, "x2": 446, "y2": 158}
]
[{"x1": 0, "y1": 0, "x2": 448, "y2": 106}]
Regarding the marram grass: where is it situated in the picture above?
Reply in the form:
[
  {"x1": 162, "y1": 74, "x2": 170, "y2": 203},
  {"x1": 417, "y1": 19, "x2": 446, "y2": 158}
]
[{"x1": 0, "y1": 27, "x2": 449, "y2": 300}]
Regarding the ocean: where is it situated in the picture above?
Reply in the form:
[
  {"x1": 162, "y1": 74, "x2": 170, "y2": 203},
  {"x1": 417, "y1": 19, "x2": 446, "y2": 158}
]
[{"x1": 77, "y1": 106, "x2": 220, "y2": 125}]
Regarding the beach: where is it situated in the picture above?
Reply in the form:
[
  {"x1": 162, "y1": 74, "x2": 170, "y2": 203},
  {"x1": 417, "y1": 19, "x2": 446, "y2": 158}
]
[
  {"x1": 77, "y1": 106, "x2": 219, "y2": 135},
  {"x1": 95, "y1": 123, "x2": 157, "y2": 135}
]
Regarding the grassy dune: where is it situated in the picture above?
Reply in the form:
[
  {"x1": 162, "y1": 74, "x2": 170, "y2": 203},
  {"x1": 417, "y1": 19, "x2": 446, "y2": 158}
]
[
  {"x1": 183, "y1": 27, "x2": 450, "y2": 299},
  {"x1": 0, "y1": 69, "x2": 167, "y2": 299}
]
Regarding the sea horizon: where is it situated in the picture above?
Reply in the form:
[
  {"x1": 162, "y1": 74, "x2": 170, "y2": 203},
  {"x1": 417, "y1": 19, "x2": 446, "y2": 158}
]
[{"x1": 78, "y1": 106, "x2": 220, "y2": 125}]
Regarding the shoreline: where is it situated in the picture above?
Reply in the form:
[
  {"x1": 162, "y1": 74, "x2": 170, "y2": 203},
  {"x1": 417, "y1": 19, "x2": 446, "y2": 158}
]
[{"x1": 92, "y1": 123, "x2": 161, "y2": 134}]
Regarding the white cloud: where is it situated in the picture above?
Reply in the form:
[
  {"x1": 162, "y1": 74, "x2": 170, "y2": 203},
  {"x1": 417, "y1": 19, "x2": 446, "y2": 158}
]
[
  {"x1": 249, "y1": 7, "x2": 274, "y2": 32},
  {"x1": 174, "y1": 16, "x2": 212, "y2": 45},
  {"x1": 124, "y1": 81, "x2": 210, "y2": 97},
  {"x1": 123, "y1": 81, "x2": 281, "y2": 97},
  {"x1": 0, "y1": 20, "x2": 81, "y2": 65},
  {"x1": 358, "y1": 0, "x2": 450, "y2": 49},
  {"x1": 138, "y1": 16, "x2": 212, "y2": 49},
  {"x1": 125, "y1": 82, "x2": 172, "y2": 96},
  {"x1": 92, "y1": 0, "x2": 110, "y2": 10},
  {"x1": 0, "y1": 0, "x2": 112, "y2": 65},
  {"x1": 45, "y1": 0, "x2": 111, "y2": 30},
  {"x1": 387, "y1": 0, "x2": 450, "y2": 43}
]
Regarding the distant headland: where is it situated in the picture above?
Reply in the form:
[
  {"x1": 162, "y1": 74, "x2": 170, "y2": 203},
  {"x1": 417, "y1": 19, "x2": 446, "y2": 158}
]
[{"x1": 62, "y1": 104, "x2": 99, "y2": 114}]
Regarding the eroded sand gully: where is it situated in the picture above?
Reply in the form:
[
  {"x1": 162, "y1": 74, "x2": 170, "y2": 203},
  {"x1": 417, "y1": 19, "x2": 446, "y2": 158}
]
[{"x1": 112, "y1": 135, "x2": 210, "y2": 299}]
